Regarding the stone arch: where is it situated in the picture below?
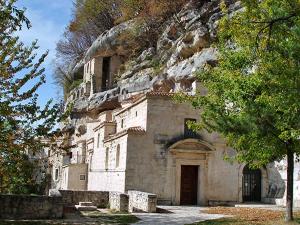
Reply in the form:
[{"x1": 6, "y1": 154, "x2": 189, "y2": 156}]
[
  {"x1": 168, "y1": 138, "x2": 215, "y2": 153},
  {"x1": 238, "y1": 164, "x2": 269, "y2": 203}
]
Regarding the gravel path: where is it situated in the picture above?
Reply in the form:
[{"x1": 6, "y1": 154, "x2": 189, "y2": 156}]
[{"x1": 132, "y1": 206, "x2": 226, "y2": 225}]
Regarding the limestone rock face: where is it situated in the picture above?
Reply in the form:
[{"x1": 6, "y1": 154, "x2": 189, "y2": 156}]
[
  {"x1": 68, "y1": 0, "x2": 239, "y2": 115},
  {"x1": 72, "y1": 20, "x2": 147, "y2": 76},
  {"x1": 166, "y1": 48, "x2": 217, "y2": 81}
]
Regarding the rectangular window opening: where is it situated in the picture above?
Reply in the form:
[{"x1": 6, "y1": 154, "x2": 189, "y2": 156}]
[
  {"x1": 80, "y1": 175, "x2": 86, "y2": 181},
  {"x1": 184, "y1": 118, "x2": 197, "y2": 138},
  {"x1": 102, "y1": 57, "x2": 111, "y2": 91},
  {"x1": 55, "y1": 168, "x2": 59, "y2": 181},
  {"x1": 97, "y1": 133, "x2": 100, "y2": 148}
]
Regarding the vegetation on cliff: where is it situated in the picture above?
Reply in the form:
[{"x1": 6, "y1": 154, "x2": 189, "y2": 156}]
[{"x1": 54, "y1": 0, "x2": 191, "y2": 94}]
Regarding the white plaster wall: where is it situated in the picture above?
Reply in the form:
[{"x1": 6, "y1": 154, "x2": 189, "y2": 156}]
[
  {"x1": 87, "y1": 134, "x2": 128, "y2": 192},
  {"x1": 114, "y1": 100, "x2": 148, "y2": 133},
  {"x1": 206, "y1": 144, "x2": 240, "y2": 202}
]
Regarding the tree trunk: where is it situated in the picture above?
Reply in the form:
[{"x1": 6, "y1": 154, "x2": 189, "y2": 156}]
[{"x1": 286, "y1": 146, "x2": 294, "y2": 221}]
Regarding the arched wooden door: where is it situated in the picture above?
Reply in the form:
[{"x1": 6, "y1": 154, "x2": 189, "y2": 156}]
[{"x1": 242, "y1": 166, "x2": 261, "y2": 202}]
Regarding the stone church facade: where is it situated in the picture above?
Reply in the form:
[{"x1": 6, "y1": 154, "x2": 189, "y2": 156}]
[
  {"x1": 50, "y1": 0, "x2": 300, "y2": 207},
  {"x1": 53, "y1": 71, "x2": 288, "y2": 206}
]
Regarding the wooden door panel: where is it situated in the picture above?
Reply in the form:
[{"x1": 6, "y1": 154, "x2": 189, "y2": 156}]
[{"x1": 180, "y1": 165, "x2": 198, "y2": 205}]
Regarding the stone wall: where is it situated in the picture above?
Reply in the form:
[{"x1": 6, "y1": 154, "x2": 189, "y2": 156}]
[
  {"x1": 0, "y1": 194, "x2": 63, "y2": 219},
  {"x1": 109, "y1": 192, "x2": 129, "y2": 212},
  {"x1": 49, "y1": 189, "x2": 109, "y2": 208},
  {"x1": 128, "y1": 191, "x2": 157, "y2": 213}
]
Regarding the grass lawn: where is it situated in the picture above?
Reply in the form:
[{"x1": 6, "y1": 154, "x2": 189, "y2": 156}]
[
  {"x1": 0, "y1": 209, "x2": 140, "y2": 225},
  {"x1": 189, "y1": 207, "x2": 300, "y2": 225},
  {"x1": 80, "y1": 210, "x2": 140, "y2": 224}
]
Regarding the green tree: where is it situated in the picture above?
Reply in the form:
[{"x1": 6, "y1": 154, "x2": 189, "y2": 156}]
[
  {"x1": 181, "y1": 0, "x2": 300, "y2": 221},
  {"x1": 0, "y1": 0, "x2": 63, "y2": 194}
]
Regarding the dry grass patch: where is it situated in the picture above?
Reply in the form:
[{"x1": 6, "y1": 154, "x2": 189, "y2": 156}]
[{"x1": 195, "y1": 207, "x2": 300, "y2": 225}]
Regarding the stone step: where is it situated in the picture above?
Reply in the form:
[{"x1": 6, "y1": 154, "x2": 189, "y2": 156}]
[
  {"x1": 75, "y1": 205, "x2": 97, "y2": 211},
  {"x1": 79, "y1": 202, "x2": 93, "y2": 206}
]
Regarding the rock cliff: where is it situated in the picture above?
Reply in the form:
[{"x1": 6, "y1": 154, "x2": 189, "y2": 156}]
[{"x1": 67, "y1": 0, "x2": 241, "y2": 117}]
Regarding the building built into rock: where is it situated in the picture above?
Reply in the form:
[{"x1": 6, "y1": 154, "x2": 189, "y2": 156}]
[{"x1": 49, "y1": 0, "x2": 300, "y2": 207}]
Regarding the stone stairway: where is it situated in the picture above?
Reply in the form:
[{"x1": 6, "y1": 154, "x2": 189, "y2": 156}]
[{"x1": 75, "y1": 202, "x2": 97, "y2": 211}]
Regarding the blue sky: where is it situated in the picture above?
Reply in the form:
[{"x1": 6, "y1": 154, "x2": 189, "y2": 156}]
[{"x1": 16, "y1": 0, "x2": 73, "y2": 105}]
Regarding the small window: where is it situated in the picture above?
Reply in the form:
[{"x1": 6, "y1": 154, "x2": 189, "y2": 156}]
[
  {"x1": 116, "y1": 145, "x2": 120, "y2": 168},
  {"x1": 89, "y1": 155, "x2": 93, "y2": 171},
  {"x1": 135, "y1": 111, "x2": 138, "y2": 117},
  {"x1": 48, "y1": 150, "x2": 51, "y2": 157},
  {"x1": 97, "y1": 133, "x2": 100, "y2": 148},
  {"x1": 105, "y1": 147, "x2": 109, "y2": 170},
  {"x1": 121, "y1": 119, "x2": 124, "y2": 128},
  {"x1": 80, "y1": 175, "x2": 86, "y2": 181},
  {"x1": 55, "y1": 168, "x2": 59, "y2": 181},
  {"x1": 102, "y1": 57, "x2": 111, "y2": 91},
  {"x1": 184, "y1": 118, "x2": 197, "y2": 138}
]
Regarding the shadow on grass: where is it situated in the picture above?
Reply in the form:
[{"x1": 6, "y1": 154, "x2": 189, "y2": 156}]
[
  {"x1": 0, "y1": 222, "x2": 49, "y2": 225},
  {"x1": 81, "y1": 211, "x2": 140, "y2": 224},
  {"x1": 0, "y1": 211, "x2": 140, "y2": 225}
]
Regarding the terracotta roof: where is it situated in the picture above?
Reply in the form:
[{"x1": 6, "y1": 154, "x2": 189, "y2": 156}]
[
  {"x1": 121, "y1": 93, "x2": 145, "y2": 104},
  {"x1": 116, "y1": 91, "x2": 175, "y2": 116},
  {"x1": 104, "y1": 126, "x2": 146, "y2": 142},
  {"x1": 146, "y1": 91, "x2": 175, "y2": 97},
  {"x1": 127, "y1": 126, "x2": 146, "y2": 133}
]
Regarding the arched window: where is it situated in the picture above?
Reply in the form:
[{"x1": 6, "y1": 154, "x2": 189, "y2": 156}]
[
  {"x1": 105, "y1": 147, "x2": 109, "y2": 170},
  {"x1": 97, "y1": 133, "x2": 100, "y2": 148},
  {"x1": 116, "y1": 144, "x2": 120, "y2": 168}
]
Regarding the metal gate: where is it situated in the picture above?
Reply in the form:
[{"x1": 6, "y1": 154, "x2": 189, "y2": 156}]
[{"x1": 242, "y1": 166, "x2": 261, "y2": 202}]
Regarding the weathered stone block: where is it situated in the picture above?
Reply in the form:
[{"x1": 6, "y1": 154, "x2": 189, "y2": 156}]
[
  {"x1": 109, "y1": 192, "x2": 129, "y2": 212},
  {"x1": 128, "y1": 190, "x2": 157, "y2": 213}
]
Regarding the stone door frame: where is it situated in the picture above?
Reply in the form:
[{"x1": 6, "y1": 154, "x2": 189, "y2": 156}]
[{"x1": 169, "y1": 139, "x2": 215, "y2": 205}]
